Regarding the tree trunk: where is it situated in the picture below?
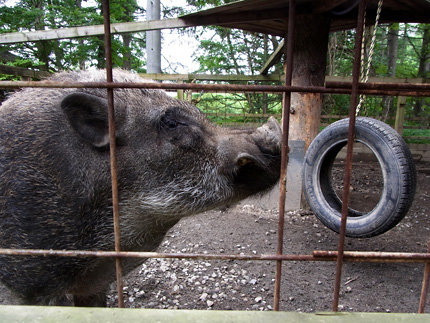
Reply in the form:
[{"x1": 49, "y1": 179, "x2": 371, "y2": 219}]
[
  {"x1": 76, "y1": 0, "x2": 86, "y2": 70},
  {"x1": 33, "y1": 1, "x2": 50, "y2": 71},
  {"x1": 96, "y1": 35, "x2": 106, "y2": 69},
  {"x1": 96, "y1": 3, "x2": 106, "y2": 69},
  {"x1": 122, "y1": 33, "x2": 132, "y2": 70},
  {"x1": 414, "y1": 24, "x2": 430, "y2": 117},
  {"x1": 289, "y1": 14, "x2": 330, "y2": 151},
  {"x1": 382, "y1": 23, "x2": 399, "y2": 121}
]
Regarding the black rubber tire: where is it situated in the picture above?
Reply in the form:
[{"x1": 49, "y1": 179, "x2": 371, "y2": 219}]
[{"x1": 303, "y1": 117, "x2": 416, "y2": 238}]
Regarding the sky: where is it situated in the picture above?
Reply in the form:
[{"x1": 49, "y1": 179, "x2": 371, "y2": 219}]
[{"x1": 141, "y1": 0, "x2": 204, "y2": 74}]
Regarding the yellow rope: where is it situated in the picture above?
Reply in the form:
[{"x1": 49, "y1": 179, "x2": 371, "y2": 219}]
[{"x1": 356, "y1": 0, "x2": 383, "y2": 116}]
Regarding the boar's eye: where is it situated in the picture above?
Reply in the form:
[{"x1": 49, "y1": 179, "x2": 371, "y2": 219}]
[
  {"x1": 162, "y1": 117, "x2": 177, "y2": 129},
  {"x1": 159, "y1": 109, "x2": 187, "y2": 131}
]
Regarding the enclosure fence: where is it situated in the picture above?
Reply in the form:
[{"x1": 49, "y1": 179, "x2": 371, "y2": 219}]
[{"x1": 1, "y1": 0, "x2": 430, "y2": 314}]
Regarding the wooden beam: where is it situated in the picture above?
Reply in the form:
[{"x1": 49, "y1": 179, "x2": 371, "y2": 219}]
[
  {"x1": 0, "y1": 8, "x2": 287, "y2": 45},
  {"x1": 0, "y1": 18, "x2": 196, "y2": 44},
  {"x1": 395, "y1": 96, "x2": 407, "y2": 135},
  {"x1": 259, "y1": 39, "x2": 284, "y2": 75},
  {"x1": 138, "y1": 73, "x2": 283, "y2": 82},
  {"x1": 325, "y1": 75, "x2": 424, "y2": 84},
  {"x1": 183, "y1": 9, "x2": 287, "y2": 27},
  {"x1": 313, "y1": 0, "x2": 351, "y2": 13},
  {"x1": 0, "y1": 64, "x2": 51, "y2": 79}
]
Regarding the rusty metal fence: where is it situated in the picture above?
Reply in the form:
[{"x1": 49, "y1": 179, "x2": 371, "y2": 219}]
[{"x1": 1, "y1": 0, "x2": 430, "y2": 313}]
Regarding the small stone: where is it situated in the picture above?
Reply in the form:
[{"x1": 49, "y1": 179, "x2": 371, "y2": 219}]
[
  {"x1": 199, "y1": 292, "x2": 208, "y2": 301},
  {"x1": 255, "y1": 296, "x2": 263, "y2": 303},
  {"x1": 207, "y1": 300, "x2": 214, "y2": 307}
]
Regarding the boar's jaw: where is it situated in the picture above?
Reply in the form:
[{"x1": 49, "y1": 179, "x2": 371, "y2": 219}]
[{"x1": 232, "y1": 150, "x2": 281, "y2": 196}]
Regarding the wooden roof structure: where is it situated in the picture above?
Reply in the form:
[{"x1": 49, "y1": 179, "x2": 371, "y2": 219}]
[
  {"x1": 181, "y1": 0, "x2": 430, "y2": 36},
  {"x1": 1, "y1": 0, "x2": 429, "y2": 45}
]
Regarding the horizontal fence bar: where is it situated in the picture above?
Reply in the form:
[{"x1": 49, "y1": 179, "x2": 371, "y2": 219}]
[
  {"x1": 1, "y1": 80, "x2": 430, "y2": 96},
  {"x1": 207, "y1": 113, "x2": 428, "y2": 124},
  {"x1": 313, "y1": 250, "x2": 430, "y2": 263},
  {"x1": 1, "y1": 248, "x2": 430, "y2": 264},
  {"x1": 327, "y1": 81, "x2": 430, "y2": 91}
]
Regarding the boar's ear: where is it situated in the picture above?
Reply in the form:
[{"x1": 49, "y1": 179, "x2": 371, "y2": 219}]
[{"x1": 61, "y1": 92, "x2": 110, "y2": 148}]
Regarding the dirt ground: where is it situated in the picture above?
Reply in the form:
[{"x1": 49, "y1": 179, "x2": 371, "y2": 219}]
[
  {"x1": 105, "y1": 159, "x2": 430, "y2": 313},
  {"x1": 1, "y1": 160, "x2": 429, "y2": 313}
]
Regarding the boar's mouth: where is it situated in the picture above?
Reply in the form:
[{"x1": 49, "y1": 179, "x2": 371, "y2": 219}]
[{"x1": 232, "y1": 151, "x2": 281, "y2": 195}]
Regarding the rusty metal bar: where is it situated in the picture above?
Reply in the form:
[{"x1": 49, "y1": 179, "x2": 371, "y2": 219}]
[
  {"x1": 1, "y1": 248, "x2": 430, "y2": 263},
  {"x1": 332, "y1": 0, "x2": 367, "y2": 313},
  {"x1": 102, "y1": 0, "x2": 124, "y2": 308},
  {"x1": 419, "y1": 240, "x2": 430, "y2": 313},
  {"x1": 274, "y1": 0, "x2": 296, "y2": 312},
  {"x1": 327, "y1": 81, "x2": 430, "y2": 91},
  {"x1": 314, "y1": 250, "x2": 430, "y2": 263},
  {"x1": 1, "y1": 81, "x2": 429, "y2": 96}
]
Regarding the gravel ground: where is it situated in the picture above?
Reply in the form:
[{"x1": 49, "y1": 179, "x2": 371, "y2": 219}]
[
  {"x1": 0, "y1": 161, "x2": 429, "y2": 313},
  {"x1": 105, "y1": 161, "x2": 430, "y2": 313}
]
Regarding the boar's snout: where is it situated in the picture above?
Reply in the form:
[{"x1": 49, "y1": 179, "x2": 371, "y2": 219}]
[
  {"x1": 250, "y1": 116, "x2": 282, "y2": 155},
  {"x1": 225, "y1": 117, "x2": 282, "y2": 197}
]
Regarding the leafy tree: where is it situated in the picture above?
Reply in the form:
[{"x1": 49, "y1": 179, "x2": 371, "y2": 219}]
[
  {"x1": 185, "y1": 0, "x2": 283, "y2": 122},
  {"x1": 324, "y1": 23, "x2": 429, "y2": 123},
  {"x1": 413, "y1": 24, "x2": 430, "y2": 117},
  {"x1": 0, "y1": 0, "x2": 146, "y2": 73}
]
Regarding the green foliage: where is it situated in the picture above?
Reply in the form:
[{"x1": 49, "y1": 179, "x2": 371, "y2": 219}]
[
  {"x1": 196, "y1": 92, "x2": 282, "y2": 126},
  {"x1": 0, "y1": 0, "x2": 146, "y2": 74},
  {"x1": 403, "y1": 128, "x2": 430, "y2": 144},
  {"x1": 324, "y1": 23, "x2": 430, "y2": 138},
  {"x1": 185, "y1": 0, "x2": 284, "y2": 119}
]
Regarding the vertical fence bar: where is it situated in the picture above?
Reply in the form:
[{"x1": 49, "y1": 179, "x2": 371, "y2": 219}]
[
  {"x1": 419, "y1": 240, "x2": 430, "y2": 313},
  {"x1": 331, "y1": 0, "x2": 367, "y2": 312},
  {"x1": 273, "y1": 0, "x2": 295, "y2": 311},
  {"x1": 102, "y1": 0, "x2": 125, "y2": 308}
]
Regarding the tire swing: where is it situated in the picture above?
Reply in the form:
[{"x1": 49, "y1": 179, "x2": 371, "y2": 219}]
[
  {"x1": 302, "y1": 117, "x2": 416, "y2": 238},
  {"x1": 302, "y1": 0, "x2": 416, "y2": 238}
]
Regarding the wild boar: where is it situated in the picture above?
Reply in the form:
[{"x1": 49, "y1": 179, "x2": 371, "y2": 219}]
[{"x1": 0, "y1": 69, "x2": 282, "y2": 306}]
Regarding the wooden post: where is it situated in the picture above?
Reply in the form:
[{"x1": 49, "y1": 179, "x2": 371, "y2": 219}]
[
  {"x1": 287, "y1": 13, "x2": 330, "y2": 209},
  {"x1": 177, "y1": 80, "x2": 184, "y2": 100},
  {"x1": 146, "y1": 0, "x2": 161, "y2": 74},
  {"x1": 395, "y1": 96, "x2": 407, "y2": 135},
  {"x1": 289, "y1": 14, "x2": 330, "y2": 151}
]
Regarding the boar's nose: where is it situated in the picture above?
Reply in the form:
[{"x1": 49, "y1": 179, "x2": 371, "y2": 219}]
[
  {"x1": 234, "y1": 117, "x2": 282, "y2": 168},
  {"x1": 250, "y1": 116, "x2": 282, "y2": 156},
  {"x1": 231, "y1": 117, "x2": 282, "y2": 192}
]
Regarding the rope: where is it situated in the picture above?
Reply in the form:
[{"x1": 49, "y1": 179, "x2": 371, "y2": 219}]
[{"x1": 356, "y1": 0, "x2": 383, "y2": 116}]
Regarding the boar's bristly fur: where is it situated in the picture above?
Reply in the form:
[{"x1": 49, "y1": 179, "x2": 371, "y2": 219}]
[{"x1": 0, "y1": 69, "x2": 282, "y2": 306}]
